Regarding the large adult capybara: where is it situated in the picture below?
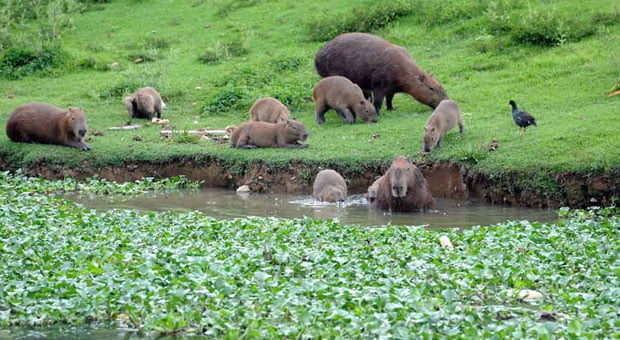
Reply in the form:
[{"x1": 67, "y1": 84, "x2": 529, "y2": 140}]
[
  {"x1": 423, "y1": 99, "x2": 464, "y2": 153},
  {"x1": 313, "y1": 169, "x2": 347, "y2": 203},
  {"x1": 313, "y1": 76, "x2": 377, "y2": 125},
  {"x1": 249, "y1": 97, "x2": 291, "y2": 124},
  {"x1": 365, "y1": 175, "x2": 385, "y2": 204},
  {"x1": 6, "y1": 102, "x2": 92, "y2": 151},
  {"x1": 374, "y1": 156, "x2": 433, "y2": 212},
  {"x1": 124, "y1": 86, "x2": 166, "y2": 122},
  {"x1": 230, "y1": 120, "x2": 309, "y2": 149},
  {"x1": 315, "y1": 33, "x2": 448, "y2": 113}
]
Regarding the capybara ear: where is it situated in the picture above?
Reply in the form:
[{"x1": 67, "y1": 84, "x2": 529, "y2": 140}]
[
  {"x1": 286, "y1": 119, "x2": 291, "y2": 126},
  {"x1": 406, "y1": 156, "x2": 411, "y2": 162},
  {"x1": 431, "y1": 127, "x2": 436, "y2": 132},
  {"x1": 418, "y1": 74, "x2": 426, "y2": 82},
  {"x1": 424, "y1": 127, "x2": 428, "y2": 131},
  {"x1": 359, "y1": 100, "x2": 365, "y2": 105}
]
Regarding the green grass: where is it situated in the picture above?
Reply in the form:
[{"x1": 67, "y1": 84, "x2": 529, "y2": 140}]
[
  {"x1": 0, "y1": 0, "x2": 619, "y2": 180},
  {"x1": 0, "y1": 173, "x2": 618, "y2": 337}
]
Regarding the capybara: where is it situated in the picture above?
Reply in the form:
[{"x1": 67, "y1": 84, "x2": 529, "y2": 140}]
[
  {"x1": 423, "y1": 99, "x2": 464, "y2": 153},
  {"x1": 124, "y1": 86, "x2": 166, "y2": 122},
  {"x1": 374, "y1": 156, "x2": 433, "y2": 212},
  {"x1": 230, "y1": 120, "x2": 309, "y2": 149},
  {"x1": 315, "y1": 33, "x2": 448, "y2": 113},
  {"x1": 313, "y1": 169, "x2": 347, "y2": 203},
  {"x1": 249, "y1": 97, "x2": 291, "y2": 124},
  {"x1": 365, "y1": 175, "x2": 385, "y2": 204},
  {"x1": 6, "y1": 102, "x2": 92, "y2": 151},
  {"x1": 313, "y1": 76, "x2": 378, "y2": 125}
]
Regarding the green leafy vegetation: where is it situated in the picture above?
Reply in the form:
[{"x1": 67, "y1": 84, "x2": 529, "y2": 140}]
[
  {"x1": 0, "y1": 172, "x2": 618, "y2": 337},
  {"x1": 0, "y1": 171, "x2": 202, "y2": 196}
]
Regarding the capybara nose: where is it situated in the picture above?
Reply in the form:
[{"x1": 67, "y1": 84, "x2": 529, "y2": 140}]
[
  {"x1": 392, "y1": 186, "x2": 403, "y2": 196},
  {"x1": 79, "y1": 129, "x2": 87, "y2": 137},
  {"x1": 369, "y1": 197, "x2": 375, "y2": 203},
  {"x1": 302, "y1": 133, "x2": 309, "y2": 140},
  {"x1": 424, "y1": 147, "x2": 431, "y2": 153}
]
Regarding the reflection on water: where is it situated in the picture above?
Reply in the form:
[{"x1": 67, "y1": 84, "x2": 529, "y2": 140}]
[{"x1": 66, "y1": 188, "x2": 557, "y2": 228}]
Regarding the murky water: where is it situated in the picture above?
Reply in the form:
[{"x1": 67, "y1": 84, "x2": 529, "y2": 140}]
[{"x1": 67, "y1": 188, "x2": 557, "y2": 228}]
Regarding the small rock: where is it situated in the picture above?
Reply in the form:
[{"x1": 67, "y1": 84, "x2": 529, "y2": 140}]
[
  {"x1": 91, "y1": 130, "x2": 105, "y2": 136},
  {"x1": 258, "y1": 176, "x2": 263, "y2": 180},
  {"x1": 236, "y1": 185, "x2": 251, "y2": 193},
  {"x1": 134, "y1": 58, "x2": 143, "y2": 63},
  {"x1": 127, "y1": 164, "x2": 138, "y2": 171},
  {"x1": 107, "y1": 33, "x2": 115, "y2": 38},
  {"x1": 109, "y1": 62, "x2": 119, "y2": 69},
  {"x1": 439, "y1": 236, "x2": 454, "y2": 249},
  {"x1": 590, "y1": 197, "x2": 598, "y2": 203},
  {"x1": 518, "y1": 289, "x2": 543, "y2": 302},
  {"x1": 488, "y1": 139, "x2": 499, "y2": 151},
  {"x1": 7, "y1": 93, "x2": 16, "y2": 99},
  {"x1": 132, "y1": 136, "x2": 143, "y2": 142},
  {"x1": 195, "y1": 86, "x2": 202, "y2": 90},
  {"x1": 193, "y1": 120, "x2": 199, "y2": 124},
  {"x1": 200, "y1": 135, "x2": 211, "y2": 141},
  {"x1": 205, "y1": 23, "x2": 211, "y2": 28}
]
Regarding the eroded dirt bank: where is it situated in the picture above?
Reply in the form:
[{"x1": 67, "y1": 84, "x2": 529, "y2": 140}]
[{"x1": 4, "y1": 159, "x2": 619, "y2": 208}]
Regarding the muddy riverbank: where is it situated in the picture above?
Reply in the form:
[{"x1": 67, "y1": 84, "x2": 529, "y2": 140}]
[{"x1": 3, "y1": 157, "x2": 617, "y2": 208}]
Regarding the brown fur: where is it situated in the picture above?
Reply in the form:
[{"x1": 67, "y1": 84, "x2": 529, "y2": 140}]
[
  {"x1": 374, "y1": 156, "x2": 433, "y2": 212},
  {"x1": 249, "y1": 97, "x2": 291, "y2": 124},
  {"x1": 124, "y1": 87, "x2": 165, "y2": 122},
  {"x1": 313, "y1": 169, "x2": 347, "y2": 202},
  {"x1": 6, "y1": 102, "x2": 92, "y2": 151},
  {"x1": 230, "y1": 120, "x2": 309, "y2": 149},
  {"x1": 315, "y1": 33, "x2": 448, "y2": 113},
  {"x1": 365, "y1": 175, "x2": 385, "y2": 204},
  {"x1": 423, "y1": 99, "x2": 464, "y2": 153},
  {"x1": 313, "y1": 76, "x2": 378, "y2": 125}
]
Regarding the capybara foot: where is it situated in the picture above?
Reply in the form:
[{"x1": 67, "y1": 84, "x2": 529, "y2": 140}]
[{"x1": 241, "y1": 145, "x2": 257, "y2": 149}]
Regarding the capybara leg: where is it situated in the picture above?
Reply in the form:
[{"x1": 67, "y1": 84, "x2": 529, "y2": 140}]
[
  {"x1": 155, "y1": 107, "x2": 162, "y2": 119},
  {"x1": 458, "y1": 120, "x2": 464, "y2": 135},
  {"x1": 146, "y1": 112, "x2": 153, "y2": 121},
  {"x1": 386, "y1": 93, "x2": 395, "y2": 111},
  {"x1": 437, "y1": 136, "x2": 443, "y2": 148},
  {"x1": 339, "y1": 108, "x2": 355, "y2": 124},
  {"x1": 316, "y1": 103, "x2": 328, "y2": 125},
  {"x1": 373, "y1": 92, "x2": 385, "y2": 114},
  {"x1": 363, "y1": 90, "x2": 372, "y2": 101},
  {"x1": 65, "y1": 141, "x2": 92, "y2": 151},
  {"x1": 240, "y1": 144, "x2": 257, "y2": 149},
  {"x1": 284, "y1": 143, "x2": 308, "y2": 149}
]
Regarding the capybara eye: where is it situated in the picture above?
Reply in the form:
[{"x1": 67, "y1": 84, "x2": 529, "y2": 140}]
[{"x1": 429, "y1": 87, "x2": 435, "y2": 91}]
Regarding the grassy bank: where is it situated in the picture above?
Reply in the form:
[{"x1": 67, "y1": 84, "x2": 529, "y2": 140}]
[
  {"x1": 0, "y1": 0, "x2": 619, "y2": 188},
  {"x1": 0, "y1": 173, "x2": 618, "y2": 337}
]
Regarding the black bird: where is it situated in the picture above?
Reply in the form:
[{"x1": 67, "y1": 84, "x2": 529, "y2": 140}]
[{"x1": 509, "y1": 100, "x2": 537, "y2": 136}]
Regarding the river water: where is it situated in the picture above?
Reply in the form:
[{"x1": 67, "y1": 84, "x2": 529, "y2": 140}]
[{"x1": 67, "y1": 188, "x2": 557, "y2": 228}]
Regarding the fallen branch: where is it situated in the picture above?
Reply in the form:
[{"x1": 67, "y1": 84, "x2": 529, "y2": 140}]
[{"x1": 108, "y1": 124, "x2": 142, "y2": 130}]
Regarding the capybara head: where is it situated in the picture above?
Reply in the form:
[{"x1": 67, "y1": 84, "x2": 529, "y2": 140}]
[
  {"x1": 388, "y1": 156, "x2": 417, "y2": 198},
  {"x1": 423, "y1": 126, "x2": 440, "y2": 153},
  {"x1": 366, "y1": 185, "x2": 378, "y2": 204},
  {"x1": 65, "y1": 108, "x2": 88, "y2": 141},
  {"x1": 355, "y1": 99, "x2": 378, "y2": 123},
  {"x1": 414, "y1": 74, "x2": 449, "y2": 109},
  {"x1": 284, "y1": 119, "x2": 309, "y2": 142},
  {"x1": 319, "y1": 186, "x2": 346, "y2": 203}
]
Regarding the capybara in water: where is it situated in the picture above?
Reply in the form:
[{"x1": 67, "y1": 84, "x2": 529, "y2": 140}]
[
  {"x1": 365, "y1": 175, "x2": 385, "y2": 204},
  {"x1": 313, "y1": 76, "x2": 378, "y2": 125},
  {"x1": 374, "y1": 156, "x2": 433, "y2": 212},
  {"x1": 124, "y1": 87, "x2": 166, "y2": 122},
  {"x1": 249, "y1": 97, "x2": 291, "y2": 124},
  {"x1": 423, "y1": 99, "x2": 464, "y2": 153},
  {"x1": 313, "y1": 169, "x2": 347, "y2": 203},
  {"x1": 230, "y1": 120, "x2": 309, "y2": 149},
  {"x1": 6, "y1": 102, "x2": 92, "y2": 151},
  {"x1": 315, "y1": 33, "x2": 448, "y2": 113}
]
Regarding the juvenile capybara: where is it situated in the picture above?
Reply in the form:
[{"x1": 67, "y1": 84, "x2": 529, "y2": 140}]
[
  {"x1": 313, "y1": 76, "x2": 377, "y2": 125},
  {"x1": 6, "y1": 102, "x2": 92, "y2": 151},
  {"x1": 374, "y1": 156, "x2": 433, "y2": 212},
  {"x1": 313, "y1": 169, "x2": 347, "y2": 203},
  {"x1": 230, "y1": 120, "x2": 309, "y2": 149},
  {"x1": 365, "y1": 175, "x2": 385, "y2": 204},
  {"x1": 423, "y1": 99, "x2": 464, "y2": 153},
  {"x1": 249, "y1": 97, "x2": 291, "y2": 124},
  {"x1": 315, "y1": 33, "x2": 448, "y2": 113},
  {"x1": 124, "y1": 86, "x2": 166, "y2": 122}
]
